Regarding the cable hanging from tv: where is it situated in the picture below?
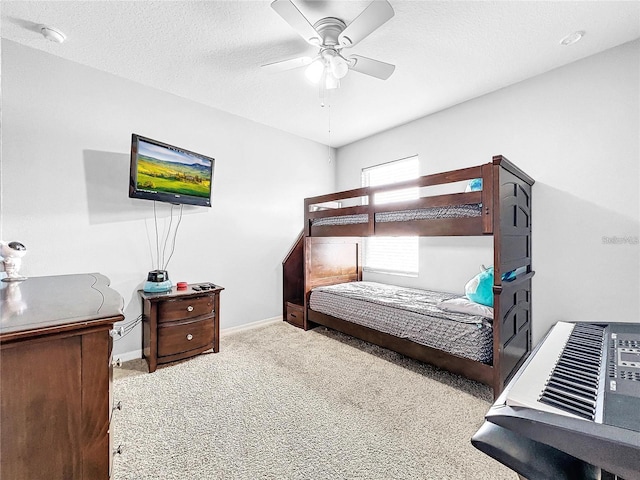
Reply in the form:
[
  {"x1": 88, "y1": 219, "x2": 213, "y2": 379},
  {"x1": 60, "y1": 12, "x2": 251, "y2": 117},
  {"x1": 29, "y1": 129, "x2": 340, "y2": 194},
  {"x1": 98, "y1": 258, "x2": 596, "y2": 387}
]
[{"x1": 153, "y1": 202, "x2": 183, "y2": 271}]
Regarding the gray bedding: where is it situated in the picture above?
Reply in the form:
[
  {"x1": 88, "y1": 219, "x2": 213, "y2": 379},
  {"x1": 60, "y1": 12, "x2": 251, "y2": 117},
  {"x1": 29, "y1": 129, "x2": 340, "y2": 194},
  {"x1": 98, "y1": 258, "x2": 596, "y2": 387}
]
[
  {"x1": 311, "y1": 203, "x2": 482, "y2": 227},
  {"x1": 309, "y1": 281, "x2": 493, "y2": 364}
]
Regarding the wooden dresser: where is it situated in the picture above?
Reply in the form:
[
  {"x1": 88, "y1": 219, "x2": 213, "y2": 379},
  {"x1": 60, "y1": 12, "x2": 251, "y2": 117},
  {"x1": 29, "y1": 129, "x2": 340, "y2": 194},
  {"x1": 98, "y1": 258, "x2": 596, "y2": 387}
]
[
  {"x1": 0, "y1": 273, "x2": 124, "y2": 480},
  {"x1": 141, "y1": 283, "x2": 223, "y2": 373}
]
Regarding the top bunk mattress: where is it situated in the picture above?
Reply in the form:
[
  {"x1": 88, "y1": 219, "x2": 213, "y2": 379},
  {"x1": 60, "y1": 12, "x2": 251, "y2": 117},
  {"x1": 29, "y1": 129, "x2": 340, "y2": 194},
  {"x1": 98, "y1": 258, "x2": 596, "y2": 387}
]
[
  {"x1": 311, "y1": 203, "x2": 482, "y2": 227},
  {"x1": 308, "y1": 281, "x2": 493, "y2": 364}
]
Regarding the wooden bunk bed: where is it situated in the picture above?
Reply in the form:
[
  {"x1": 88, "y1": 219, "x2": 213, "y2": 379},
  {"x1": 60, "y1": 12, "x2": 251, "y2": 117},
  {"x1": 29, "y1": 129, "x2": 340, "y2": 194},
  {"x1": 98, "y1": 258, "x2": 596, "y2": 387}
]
[{"x1": 282, "y1": 155, "x2": 534, "y2": 397}]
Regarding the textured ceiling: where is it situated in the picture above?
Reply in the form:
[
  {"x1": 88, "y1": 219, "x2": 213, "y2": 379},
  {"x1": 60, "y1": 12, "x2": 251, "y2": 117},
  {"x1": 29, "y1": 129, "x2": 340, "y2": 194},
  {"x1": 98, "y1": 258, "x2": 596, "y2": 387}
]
[{"x1": 2, "y1": 1, "x2": 639, "y2": 147}]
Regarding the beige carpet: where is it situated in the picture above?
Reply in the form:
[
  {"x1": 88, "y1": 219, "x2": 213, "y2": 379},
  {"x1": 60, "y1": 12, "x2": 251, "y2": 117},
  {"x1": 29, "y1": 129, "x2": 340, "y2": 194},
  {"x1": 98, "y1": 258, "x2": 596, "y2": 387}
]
[{"x1": 112, "y1": 321, "x2": 514, "y2": 479}]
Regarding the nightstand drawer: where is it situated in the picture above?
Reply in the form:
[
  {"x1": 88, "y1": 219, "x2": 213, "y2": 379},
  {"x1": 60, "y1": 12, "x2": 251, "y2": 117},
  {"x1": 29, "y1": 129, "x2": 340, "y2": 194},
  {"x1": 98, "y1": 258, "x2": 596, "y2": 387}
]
[
  {"x1": 286, "y1": 302, "x2": 304, "y2": 328},
  {"x1": 157, "y1": 318, "x2": 214, "y2": 357},
  {"x1": 158, "y1": 296, "x2": 213, "y2": 323}
]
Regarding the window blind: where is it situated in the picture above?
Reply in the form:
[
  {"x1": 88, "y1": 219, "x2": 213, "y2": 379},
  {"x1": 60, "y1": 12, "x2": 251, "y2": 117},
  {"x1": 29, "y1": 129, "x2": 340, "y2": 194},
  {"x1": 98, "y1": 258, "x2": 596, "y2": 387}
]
[{"x1": 362, "y1": 156, "x2": 419, "y2": 275}]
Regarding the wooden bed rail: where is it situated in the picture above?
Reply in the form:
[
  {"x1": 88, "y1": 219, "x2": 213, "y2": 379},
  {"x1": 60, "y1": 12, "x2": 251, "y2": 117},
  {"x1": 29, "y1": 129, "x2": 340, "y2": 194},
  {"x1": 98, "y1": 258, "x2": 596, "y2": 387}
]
[
  {"x1": 304, "y1": 162, "x2": 495, "y2": 237},
  {"x1": 305, "y1": 164, "x2": 484, "y2": 211}
]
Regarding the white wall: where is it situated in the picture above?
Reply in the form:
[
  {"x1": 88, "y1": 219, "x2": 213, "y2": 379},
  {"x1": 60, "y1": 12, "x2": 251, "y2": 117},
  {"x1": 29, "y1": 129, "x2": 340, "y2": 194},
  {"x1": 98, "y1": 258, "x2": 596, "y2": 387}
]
[
  {"x1": 335, "y1": 40, "x2": 640, "y2": 344},
  {"x1": 2, "y1": 38, "x2": 638, "y2": 355},
  {"x1": 0, "y1": 40, "x2": 335, "y2": 358}
]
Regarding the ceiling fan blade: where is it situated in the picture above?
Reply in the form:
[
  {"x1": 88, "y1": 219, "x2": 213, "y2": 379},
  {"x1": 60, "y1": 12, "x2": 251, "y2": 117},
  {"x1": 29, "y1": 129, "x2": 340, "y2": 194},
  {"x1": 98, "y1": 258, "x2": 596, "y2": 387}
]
[
  {"x1": 261, "y1": 56, "x2": 313, "y2": 73},
  {"x1": 271, "y1": 0, "x2": 322, "y2": 46},
  {"x1": 338, "y1": 0, "x2": 394, "y2": 48},
  {"x1": 348, "y1": 55, "x2": 395, "y2": 80}
]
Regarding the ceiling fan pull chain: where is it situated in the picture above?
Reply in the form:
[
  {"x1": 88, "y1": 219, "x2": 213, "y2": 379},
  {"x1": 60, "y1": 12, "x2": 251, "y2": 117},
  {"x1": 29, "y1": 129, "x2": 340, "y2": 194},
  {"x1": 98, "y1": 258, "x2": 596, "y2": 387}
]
[{"x1": 327, "y1": 103, "x2": 332, "y2": 163}]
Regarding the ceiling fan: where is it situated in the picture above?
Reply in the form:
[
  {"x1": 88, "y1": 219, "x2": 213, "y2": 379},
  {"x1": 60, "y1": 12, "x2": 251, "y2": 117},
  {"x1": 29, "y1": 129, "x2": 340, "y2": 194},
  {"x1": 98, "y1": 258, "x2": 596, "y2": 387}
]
[{"x1": 263, "y1": 0, "x2": 395, "y2": 95}]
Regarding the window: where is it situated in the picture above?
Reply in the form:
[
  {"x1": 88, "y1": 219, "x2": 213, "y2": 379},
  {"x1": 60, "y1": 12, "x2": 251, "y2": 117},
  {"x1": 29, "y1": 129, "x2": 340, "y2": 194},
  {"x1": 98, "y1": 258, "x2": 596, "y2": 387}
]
[{"x1": 362, "y1": 156, "x2": 419, "y2": 275}]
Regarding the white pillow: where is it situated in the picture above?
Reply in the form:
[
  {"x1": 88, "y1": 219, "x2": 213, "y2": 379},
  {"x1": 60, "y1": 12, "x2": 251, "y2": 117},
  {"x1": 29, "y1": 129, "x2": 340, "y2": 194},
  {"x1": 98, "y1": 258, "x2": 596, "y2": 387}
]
[{"x1": 438, "y1": 297, "x2": 494, "y2": 319}]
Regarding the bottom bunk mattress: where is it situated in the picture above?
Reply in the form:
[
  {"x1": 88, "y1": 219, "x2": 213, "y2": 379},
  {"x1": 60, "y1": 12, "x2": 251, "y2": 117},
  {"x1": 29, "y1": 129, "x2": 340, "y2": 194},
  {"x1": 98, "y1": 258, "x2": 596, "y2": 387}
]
[{"x1": 308, "y1": 281, "x2": 493, "y2": 364}]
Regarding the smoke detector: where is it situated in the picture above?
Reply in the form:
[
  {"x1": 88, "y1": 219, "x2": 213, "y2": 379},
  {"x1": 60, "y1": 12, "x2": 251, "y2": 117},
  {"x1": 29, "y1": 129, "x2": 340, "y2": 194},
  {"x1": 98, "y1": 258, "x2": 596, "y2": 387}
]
[
  {"x1": 560, "y1": 31, "x2": 584, "y2": 46},
  {"x1": 40, "y1": 25, "x2": 66, "y2": 43}
]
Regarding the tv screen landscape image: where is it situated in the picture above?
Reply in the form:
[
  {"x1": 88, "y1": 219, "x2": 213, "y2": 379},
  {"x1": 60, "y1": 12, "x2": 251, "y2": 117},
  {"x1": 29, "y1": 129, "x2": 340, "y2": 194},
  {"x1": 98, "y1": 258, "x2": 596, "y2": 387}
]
[{"x1": 129, "y1": 134, "x2": 214, "y2": 207}]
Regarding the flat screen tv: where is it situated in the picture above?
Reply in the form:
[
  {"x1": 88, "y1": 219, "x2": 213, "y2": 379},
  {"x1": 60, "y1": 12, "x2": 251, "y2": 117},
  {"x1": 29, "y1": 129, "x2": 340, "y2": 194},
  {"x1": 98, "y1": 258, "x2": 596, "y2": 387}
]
[{"x1": 129, "y1": 134, "x2": 214, "y2": 207}]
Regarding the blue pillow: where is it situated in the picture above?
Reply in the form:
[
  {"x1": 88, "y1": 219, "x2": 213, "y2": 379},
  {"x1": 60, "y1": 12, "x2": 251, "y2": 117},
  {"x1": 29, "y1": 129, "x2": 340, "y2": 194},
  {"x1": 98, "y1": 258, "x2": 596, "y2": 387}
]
[
  {"x1": 465, "y1": 267, "x2": 494, "y2": 307},
  {"x1": 466, "y1": 178, "x2": 483, "y2": 192},
  {"x1": 465, "y1": 266, "x2": 527, "y2": 306}
]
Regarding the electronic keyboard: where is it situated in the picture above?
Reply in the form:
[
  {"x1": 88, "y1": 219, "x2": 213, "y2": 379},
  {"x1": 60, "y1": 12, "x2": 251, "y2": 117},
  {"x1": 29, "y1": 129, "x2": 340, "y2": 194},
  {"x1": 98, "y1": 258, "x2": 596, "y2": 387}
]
[{"x1": 472, "y1": 321, "x2": 640, "y2": 480}]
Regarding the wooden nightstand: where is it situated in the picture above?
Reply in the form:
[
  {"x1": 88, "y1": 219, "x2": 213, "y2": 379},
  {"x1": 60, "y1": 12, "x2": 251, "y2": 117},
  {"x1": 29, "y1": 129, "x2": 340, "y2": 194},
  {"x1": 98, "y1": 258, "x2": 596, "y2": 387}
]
[{"x1": 140, "y1": 283, "x2": 223, "y2": 373}]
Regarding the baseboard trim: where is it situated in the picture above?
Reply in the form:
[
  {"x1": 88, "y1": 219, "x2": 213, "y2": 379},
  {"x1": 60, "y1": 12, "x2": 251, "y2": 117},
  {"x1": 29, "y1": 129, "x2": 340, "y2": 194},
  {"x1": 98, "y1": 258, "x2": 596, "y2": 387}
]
[
  {"x1": 220, "y1": 316, "x2": 282, "y2": 336},
  {"x1": 114, "y1": 316, "x2": 283, "y2": 360},
  {"x1": 116, "y1": 349, "x2": 143, "y2": 363}
]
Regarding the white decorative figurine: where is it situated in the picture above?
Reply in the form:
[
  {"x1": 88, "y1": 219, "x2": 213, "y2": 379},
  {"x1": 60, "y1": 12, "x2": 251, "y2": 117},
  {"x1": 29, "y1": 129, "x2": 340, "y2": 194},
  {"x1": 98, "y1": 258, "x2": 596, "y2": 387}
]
[{"x1": 0, "y1": 241, "x2": 28, "y2": 282}]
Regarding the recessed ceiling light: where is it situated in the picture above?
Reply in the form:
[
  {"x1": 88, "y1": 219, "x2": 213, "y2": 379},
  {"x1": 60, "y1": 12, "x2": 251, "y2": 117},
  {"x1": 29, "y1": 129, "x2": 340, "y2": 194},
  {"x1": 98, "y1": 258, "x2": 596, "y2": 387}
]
[
  {"x1": 560, "y1": 31, "x2": 585, "y2": 46},
  {"x1": 40, "y1": 25, "x2": 66, "y2": 43}
]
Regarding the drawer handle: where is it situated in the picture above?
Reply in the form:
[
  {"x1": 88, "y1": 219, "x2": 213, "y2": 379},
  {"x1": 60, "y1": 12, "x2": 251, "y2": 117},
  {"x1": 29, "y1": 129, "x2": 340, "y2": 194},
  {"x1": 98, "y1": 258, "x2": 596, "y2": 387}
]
[
  {"x1": 187, "y1": 305, "x2": 194, "y2": 312},
  {"x1": 113, "y1": 445, "x2": 124, "y2": 456},
  {"x1": 290, "y1": 313, "x2": 297, "y2": 318},
  {"x1": 113, "y1": 400, "x2": 123, "y2": 412},
  {"x1": 186, "y1": 333, "x2": 193, "y2": 341},
  {"x1": 112, "y1": 358, "x2": 122, "y2": 368}
]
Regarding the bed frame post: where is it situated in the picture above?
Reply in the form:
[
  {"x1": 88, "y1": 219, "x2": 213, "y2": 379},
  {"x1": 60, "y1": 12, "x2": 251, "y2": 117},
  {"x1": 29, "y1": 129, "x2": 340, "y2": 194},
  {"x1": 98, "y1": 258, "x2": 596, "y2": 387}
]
[
  {"x1": 491, "y1": 160, "x2": 503, "y2": 397},
  {"x1": 481, "y1": 163, "x2": 494, "y2": 234},
  {"x1": 492, "y1": 155, "x2": 535, "y2": 397},
  {"x1": 304, "y1": 198, "x2": 312, "y2": 237}
]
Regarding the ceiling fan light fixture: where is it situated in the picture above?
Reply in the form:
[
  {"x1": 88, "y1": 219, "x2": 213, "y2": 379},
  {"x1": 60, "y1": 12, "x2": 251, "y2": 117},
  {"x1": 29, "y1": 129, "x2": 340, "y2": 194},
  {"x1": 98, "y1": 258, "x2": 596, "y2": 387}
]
[
  {"x1": 329, "y1": 55, "x2": 349, "y2": 79},
  {"x1": 304, "y1": 58, "x2": 325, "y2": 84},
  {"x1": 325, "y1": 72, "x2": 340, "y2": 90},
  {"x1": 266, "y1": 0, "x2": 396, "y2": 102}
]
